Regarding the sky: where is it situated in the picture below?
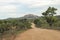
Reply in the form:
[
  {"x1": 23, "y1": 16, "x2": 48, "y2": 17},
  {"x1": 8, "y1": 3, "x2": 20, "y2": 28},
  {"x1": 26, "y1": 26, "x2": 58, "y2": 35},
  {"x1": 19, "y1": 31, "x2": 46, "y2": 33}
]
[{"x1": 0, "y1": 0, "x2": 60, "y2": 19}]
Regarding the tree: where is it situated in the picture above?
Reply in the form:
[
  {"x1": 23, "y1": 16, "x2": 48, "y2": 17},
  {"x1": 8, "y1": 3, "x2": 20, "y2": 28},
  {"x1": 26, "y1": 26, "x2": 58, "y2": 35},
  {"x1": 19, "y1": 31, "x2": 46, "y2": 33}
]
[{"x1": 42, "y1": 7, "x2": 57, "y2": 26}]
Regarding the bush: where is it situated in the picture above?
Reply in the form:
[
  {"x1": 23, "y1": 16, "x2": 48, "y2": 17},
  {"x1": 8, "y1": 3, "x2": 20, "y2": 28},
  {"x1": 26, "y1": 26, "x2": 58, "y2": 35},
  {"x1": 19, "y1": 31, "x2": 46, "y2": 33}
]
[
  {"x1": 34, "y1": 16, "x2": 60, "y2": 30},
  {"x1": 0, "y1": 18, "x2": 32, "y2": 40},
  {"x1": 34, "y1": 18, "x2": 49, "y2": 28}
]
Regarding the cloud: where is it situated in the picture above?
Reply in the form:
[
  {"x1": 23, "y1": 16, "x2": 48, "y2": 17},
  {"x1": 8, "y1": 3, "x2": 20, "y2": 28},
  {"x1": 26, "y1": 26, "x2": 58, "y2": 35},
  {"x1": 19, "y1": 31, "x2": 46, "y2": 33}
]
[
  {"x1": 0, "y1": 0, "x2": 15, "y2": 2},
  {"x1": 0, "y1": 0, "x2": 60, "y2": 19},
  {"x1": 16, "y1": 0, "x2": 60, "y2": 8},
  {"x1": 0, "y1": 5, "x2": 16, "y2": 12},
  {"x1": 0, "y1": 2, "x2": 17, "y2": 19}
]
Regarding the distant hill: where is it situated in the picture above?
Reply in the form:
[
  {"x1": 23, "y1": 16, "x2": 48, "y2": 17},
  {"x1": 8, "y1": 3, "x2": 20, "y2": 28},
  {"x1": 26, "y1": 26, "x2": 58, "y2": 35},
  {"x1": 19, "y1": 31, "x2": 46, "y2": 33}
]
[
  {"x1": 1, "y1": 14, "x2": 60, "y2": 20},
  {"x1": 20, "y1": 14, "x2": 39, "y2": 19},
  {"x1": 4, "y1": 14, "x2": 39, "y2": 21}
]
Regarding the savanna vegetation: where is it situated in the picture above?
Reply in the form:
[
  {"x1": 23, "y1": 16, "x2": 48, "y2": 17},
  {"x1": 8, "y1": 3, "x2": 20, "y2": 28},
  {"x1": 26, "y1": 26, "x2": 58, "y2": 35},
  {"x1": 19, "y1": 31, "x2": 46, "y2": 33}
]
[
  {"x1": 0, "y1": 6, "x2": 60, "y2": 40},
  {"x1": 34, "y1": 7, "x2": 60, "y2": 30},
  {"x1": 0, "y1": 18, "x2": 32, "y2": 40}
]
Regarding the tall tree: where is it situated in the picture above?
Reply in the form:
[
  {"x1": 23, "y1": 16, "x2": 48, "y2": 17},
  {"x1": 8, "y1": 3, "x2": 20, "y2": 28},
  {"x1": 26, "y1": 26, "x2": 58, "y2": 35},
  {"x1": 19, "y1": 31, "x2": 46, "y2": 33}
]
[{"x1": 42, "y1": 7, "x2": 57, "y2": 26}]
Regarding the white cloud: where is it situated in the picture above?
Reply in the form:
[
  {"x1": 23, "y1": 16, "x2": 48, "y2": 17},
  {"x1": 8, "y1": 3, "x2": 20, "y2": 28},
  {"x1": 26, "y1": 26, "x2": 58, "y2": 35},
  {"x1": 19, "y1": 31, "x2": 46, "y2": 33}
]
[
  {"x1": 0, "y1": 0, "x2": 15, "y2": 2},
  {"x1": 52, "y1": 0, "x2": 60, "y2": 4},
  {"x1": 0, "y1": 0, "x2": 60, "y2": 19},
  {"x1": 0, "y1": 0, "x2": 59, "y2": 9},
  {"x1": 0, "y1": 0, "x2": 60, "y2": 7},
  {"x1": 16, "y1": 0, "x2": 60, "y2": 8},
  {"x1": 0, "y1": 4, "x2": 17, "y2": 19},
  {"x1": 0, "y1": 5, "x2": 16, "y2": 12}
]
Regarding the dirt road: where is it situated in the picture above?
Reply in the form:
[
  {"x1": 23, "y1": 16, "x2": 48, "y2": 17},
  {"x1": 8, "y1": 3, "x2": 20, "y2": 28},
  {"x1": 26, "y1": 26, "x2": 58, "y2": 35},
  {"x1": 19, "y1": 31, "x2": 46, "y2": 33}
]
[{"x1": 15, "y1": 23, "x2": 60, "y2": 40}]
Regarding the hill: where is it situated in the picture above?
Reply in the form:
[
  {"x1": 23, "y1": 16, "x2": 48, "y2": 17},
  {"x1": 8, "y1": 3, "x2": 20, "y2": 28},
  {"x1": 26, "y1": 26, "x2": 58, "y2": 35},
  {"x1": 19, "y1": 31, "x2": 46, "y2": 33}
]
[{"x1": 20, "y1": 14, "x2": 39, "y2": 19}]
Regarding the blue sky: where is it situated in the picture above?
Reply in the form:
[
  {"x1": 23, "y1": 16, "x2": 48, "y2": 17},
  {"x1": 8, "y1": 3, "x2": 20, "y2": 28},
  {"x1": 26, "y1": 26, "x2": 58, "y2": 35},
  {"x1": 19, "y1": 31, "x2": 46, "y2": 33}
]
[{"x1": 0, "y1": 0, "x2": 60, "y2": 19}]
